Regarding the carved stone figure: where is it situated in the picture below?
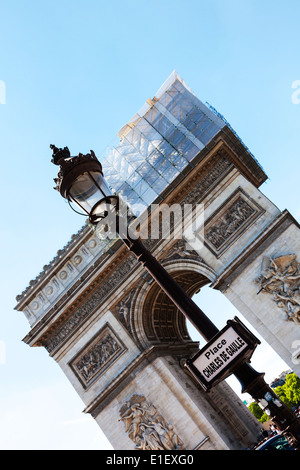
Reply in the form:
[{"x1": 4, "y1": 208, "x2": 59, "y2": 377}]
[
  {"x1": 117, "y1": 290, "x2": 135, "y2": 328},
  {"x1": 119, "y1": 395, "x2": 184, "y2": 450},
  {"x1": 255, "y1": 254, "x2": 300, "y2": 325},
  {"x1": 163, "y1": 238, "x2": 204, "y2": 262}
]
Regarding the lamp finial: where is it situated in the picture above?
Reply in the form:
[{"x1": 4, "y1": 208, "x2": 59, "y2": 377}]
[{"x1": 50, "y1": 144, "x2": 71, "y2": 165}]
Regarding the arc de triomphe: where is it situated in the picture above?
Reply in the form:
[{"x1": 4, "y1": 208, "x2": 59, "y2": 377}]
[{"x1": 15, "y1": 72, "x2": 300, "y2": 450}]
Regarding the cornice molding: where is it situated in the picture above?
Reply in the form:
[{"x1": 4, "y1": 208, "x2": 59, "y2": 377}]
[{"x1": 16, "y1": 224, "x2": 91, "y2": 307}]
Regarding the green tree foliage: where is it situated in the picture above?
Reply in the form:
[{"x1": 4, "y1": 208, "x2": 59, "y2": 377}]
[
  {"x1": 274, "y1": 385, "x2": 294, "y2": 409},
  {"x1": 284, "y1": 373, "x2": 300, "y2": 404},
  {"x1": 248, "y1": 373, "x2": 300, "y2": 421},
  {"x1": 248, "y1": 402, "x2": 269, "y2": 423},
  {"x1": 274, "y1": 373, "x2": 300, "y2": 409}
]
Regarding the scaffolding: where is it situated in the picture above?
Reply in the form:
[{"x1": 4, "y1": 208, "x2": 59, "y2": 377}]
[
  {"x1": 100, "y1": 71, "x2": 225, "y2": 217},
  {"x1": 16, "y1": 72, "x2": 267, "y2": 310}
]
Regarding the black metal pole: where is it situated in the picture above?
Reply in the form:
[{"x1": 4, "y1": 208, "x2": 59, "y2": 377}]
[
  {"x1": 120, "y1": 227, "x2": 300, "y2": 449},
  {"x1": 122, "y1": 232, "x2": 219, "y2": 341}
]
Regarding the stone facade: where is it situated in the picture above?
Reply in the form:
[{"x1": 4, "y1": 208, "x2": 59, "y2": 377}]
[{"x1": 15, "y1": 74, "x2": 300, "y2": 450}]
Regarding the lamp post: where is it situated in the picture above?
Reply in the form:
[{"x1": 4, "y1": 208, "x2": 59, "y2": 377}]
[{"x1": 51, "y1": 145, "x2": 300, "y2": 449}]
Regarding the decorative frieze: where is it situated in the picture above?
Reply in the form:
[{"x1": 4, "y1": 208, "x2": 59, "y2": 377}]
[
  {"x1": 204, "y1": 189, "x2": 263, "y2": 256},
  {"x1": 255, "y1": 254, "x2": 300, "y2": 325},
  {"x1": 174, "y1": 148, "x2": 233, "y2": 206},
  {"x1": 70, "y1": 324, "x2": 125, "y2": 388},
  {"x1": 44, "y1": 254, "x2": 137, "y2": 353},
  {"x1": 119, "y1": 394, "x2": 184, "y2": 450},
  {"x1": 16, "y1": 236, "x2": 110, "y2": 326}
]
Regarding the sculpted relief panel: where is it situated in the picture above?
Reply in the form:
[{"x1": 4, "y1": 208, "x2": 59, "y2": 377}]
[
  {"x1": 255, "y1": 254, "x2": 300, "y2": 326},
  {"x1": 70, "y1": 325, "x2": 126, "y2": 388},
  {"x1": 204, "y1": 189, "x2": 263, "y2": 256},
  {"x1": 119, "y1": 395, "x2": 184, "y2": 450}
]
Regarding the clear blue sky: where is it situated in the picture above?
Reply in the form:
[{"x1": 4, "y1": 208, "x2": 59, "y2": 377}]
[{"x1": 1, "y1": 0, "x2": 300, "y2": 450}]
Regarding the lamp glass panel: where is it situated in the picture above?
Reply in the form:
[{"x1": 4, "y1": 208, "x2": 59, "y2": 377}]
[
  {"x1": 89, "y1": 171, "x2": 113, "y2": 198},
  {"x1": 69, "y1": 172, "x2": 103, "y2": 213}
]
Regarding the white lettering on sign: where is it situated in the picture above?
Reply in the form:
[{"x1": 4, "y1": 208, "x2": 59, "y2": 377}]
[{"x1": 192, "y1": 327, "x2": 248, "y2": 382}]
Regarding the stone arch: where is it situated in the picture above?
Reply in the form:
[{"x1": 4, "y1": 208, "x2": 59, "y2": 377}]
[{"x1": 130, "y1": 258, "x2": 217, "y2": 349}]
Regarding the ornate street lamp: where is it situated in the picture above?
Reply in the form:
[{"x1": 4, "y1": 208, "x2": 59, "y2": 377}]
[
  {"x1": 51, "y1": 145, "x2": 118, "y2": 224},
  {"x1": 51, "y1": 145, "x2": 300, "y2": 449}
]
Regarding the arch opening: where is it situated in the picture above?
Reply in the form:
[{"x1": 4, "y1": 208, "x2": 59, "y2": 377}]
[{"x1": 132, "y1": 266, "x2": 212, "y2": 348}]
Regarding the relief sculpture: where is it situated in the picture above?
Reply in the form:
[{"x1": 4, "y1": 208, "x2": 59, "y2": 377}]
[
  {"x1": 255, "y1": 254, "x2": 300, "y2": 325},
  {"x1": 205, "y1": 197, "x2": 255, "y2": 250},
  {"x1": 71, "y1": 326, "x2": 124, "y2": 387},
  {"x1": 76, "y1": 333, "x2": 120, "y2": 382},
  {"x1": 119, "y1": 395, "x2": 184, "y2": 450}
]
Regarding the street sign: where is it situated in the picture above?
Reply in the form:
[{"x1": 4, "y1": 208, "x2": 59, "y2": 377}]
[{"x1": 185, "y1": 317, "x2": 260, "y2": 391}]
